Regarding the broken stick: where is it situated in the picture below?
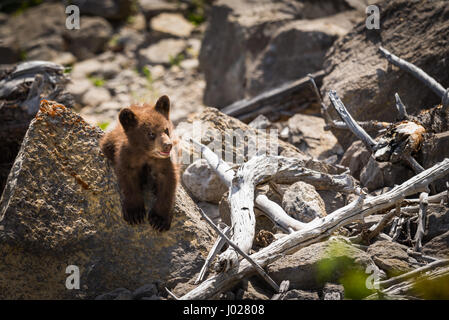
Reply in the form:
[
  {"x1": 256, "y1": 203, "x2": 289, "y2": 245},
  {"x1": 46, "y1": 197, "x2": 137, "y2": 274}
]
[
  {"x1": 198, "y1": 208, "x2": 280, "y2": 292},
  {"x1": 180, "y1": 158, "x2": 449, "y2": 299},
  {"x1": 379, "y1": 46, "x2": 449, "y2": 108}
]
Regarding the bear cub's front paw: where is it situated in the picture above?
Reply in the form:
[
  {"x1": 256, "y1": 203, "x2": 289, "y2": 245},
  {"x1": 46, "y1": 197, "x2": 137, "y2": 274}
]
[
  {"x1": 123, "y1": 204, "x2": 146, "y2": 225},
  {"x1": 148, "y1": 209, "x2": 172, "y2": 232}
]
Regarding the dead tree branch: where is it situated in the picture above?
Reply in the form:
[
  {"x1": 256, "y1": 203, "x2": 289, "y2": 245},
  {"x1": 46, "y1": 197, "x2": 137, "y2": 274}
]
[
  {"x1": 195, "y1": 224, "x2": 231, "y2": 285},
  {"x1": 414, "y1": 192, "x2": 428, "y2": 252},
  {"x1": 379, "y1": 47, "x2": 449, "y2": 108},
  {"x1": 180, "y1": 158, "x2": 449, "y2": 299},
  {"x1": 328, "y1": 90, "x2": 378, "y2": 151},
  {"x1": 198, "y1": 208, "x2": 280, "y2": 292}
]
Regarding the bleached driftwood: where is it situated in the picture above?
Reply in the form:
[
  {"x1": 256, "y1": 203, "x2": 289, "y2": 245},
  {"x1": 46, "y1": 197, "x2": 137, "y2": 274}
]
[
  {"x1": 190, "y1": 138, "x2": 356, "y2": 273},
  {"x1": 217, "y1": 155, "x2": 357, "y2": 272},
  {"x1": 379, "y1": 47, "x2": 449, "y2": 108},
  {"x1": 254, "y1": 194, "x2": 305, "y2": 232},
  {"x1": 180, "y1": 158, "x2": 449, "y2": 299},
  {"x1": 195, "y1": 224, "x2": 231, "y2": 284},
  {"x1": 198, "y1": 208, "x2": 280, "y2": 292},
  {"x1": 414, "y1": 192, "x2": 428, "y2": 252},
  {"x1": 328, "y1": 90, "x2": 378, "y2": 151}
]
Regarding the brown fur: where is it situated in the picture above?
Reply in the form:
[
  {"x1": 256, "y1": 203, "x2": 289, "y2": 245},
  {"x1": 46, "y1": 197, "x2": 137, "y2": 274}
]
[{"x1": 100, "y1": 95, "x2": 179, "y2": 231}]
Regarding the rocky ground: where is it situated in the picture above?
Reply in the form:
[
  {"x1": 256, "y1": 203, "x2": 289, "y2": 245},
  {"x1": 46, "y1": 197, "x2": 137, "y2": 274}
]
[{"x1": 1, "y1": 0, "x2": 449, "y2": 300}]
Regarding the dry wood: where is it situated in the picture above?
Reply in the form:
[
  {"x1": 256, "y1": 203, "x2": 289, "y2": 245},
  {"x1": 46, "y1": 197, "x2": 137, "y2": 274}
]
[
  {"x1": 190, "y1": 138, "x2": 355, "y2": 272},
  {"x1": 195, "y1": 224, "x2": 231, "y2": 285},
  {"x1": 379, "y1": 47, "x2": 449, "y2": 108},
  {"x1": 395, "y1": 93, "x2": 409, "y2": 120},
  {"x1": 414, "y1": 192, "x2": 428, "y2": 252},
  {"x1": 328, "y1": 90, "x2": 378, "y2": 151},
  {"x1": 254, "y1": 193, "x2": 305, "y2": 232},
  {"x1": 180, "y1": 158, "x2": 449, "y2": 299},
  {"x1": 221, "y1": 70, "x2": 325, "y2": 122},
  {"x1": 376, "y1": 259, "x2": 449, "y2": 289},
  {"x1": 198, "y1": 208, "x2": 280, "y2": 292}
]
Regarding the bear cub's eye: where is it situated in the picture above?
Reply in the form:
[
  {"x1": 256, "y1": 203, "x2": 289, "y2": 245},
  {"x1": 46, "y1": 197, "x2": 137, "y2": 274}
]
[
  {"x1": 148, "y1": 131, "x2": 156, "y2": 139},
  {"x1": 164, "y1": 128, "x2": 169, "y2": 135}
]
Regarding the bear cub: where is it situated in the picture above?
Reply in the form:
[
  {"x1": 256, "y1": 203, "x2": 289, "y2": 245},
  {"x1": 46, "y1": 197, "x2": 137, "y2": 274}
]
[{"x1": 100, "y1": 95, "x2": 179, "y2": 231}]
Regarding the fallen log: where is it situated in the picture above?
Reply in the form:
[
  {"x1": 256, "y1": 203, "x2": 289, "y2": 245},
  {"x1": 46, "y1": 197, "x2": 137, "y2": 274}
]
[
  {"x1": 180, "y1": 157, "x2": 449, "y2": 299},
  {"x1": 221, "y1": 70, "x2": 325, "y2": 123}
]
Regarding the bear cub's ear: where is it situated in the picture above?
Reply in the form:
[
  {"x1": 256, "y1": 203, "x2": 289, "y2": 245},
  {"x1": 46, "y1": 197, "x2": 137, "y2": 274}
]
[
  {"x1": 119, "y1": 108, "x2": 138, "y2": 131},
  {"x1": 155, "y1": 95, "x2": 170, "y2": 118}
]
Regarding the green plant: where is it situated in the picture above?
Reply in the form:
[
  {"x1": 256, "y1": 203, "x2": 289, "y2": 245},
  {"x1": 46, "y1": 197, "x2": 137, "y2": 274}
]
[
  {"x1": 142, "y1": 66, "x2": 153, "y2": 84},
  {"x1": 186, "y1": 0, "x2": 206, "y2": 26},
  {"x1": 98, "y1": 122, "x2": 110, "y2": 131},
  {"x1": 88, "y1": 76, "x2": 105, "y2": 87},
  {"x1": 169, "y1": 53, "x2": 185, "y2": 67}
]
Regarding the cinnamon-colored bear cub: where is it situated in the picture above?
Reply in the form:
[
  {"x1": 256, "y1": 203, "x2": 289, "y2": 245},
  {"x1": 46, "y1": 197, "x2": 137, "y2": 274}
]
[{"x1": 100, "y1": 95, "x2": 179, "y2": 231}]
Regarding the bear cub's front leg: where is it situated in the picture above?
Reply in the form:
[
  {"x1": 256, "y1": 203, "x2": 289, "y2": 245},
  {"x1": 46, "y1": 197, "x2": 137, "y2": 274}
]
[{"x1": 148, "y1": 161, "x2": 177, "y2": 231}]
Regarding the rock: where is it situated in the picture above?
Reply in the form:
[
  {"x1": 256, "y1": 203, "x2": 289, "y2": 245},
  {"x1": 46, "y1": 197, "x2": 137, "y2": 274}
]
[
  {"x1": 424, "y1": 206, "x2": 449, "y2": 242},
  {"x1": 138, "y1": 39, "x2": 187, "y2": 66},
  {"x1": 82, "y1": 87, "x2": 112, "y2": 108},
  {"x1": 247, "y1": 12, "x2": 358, "y2": 100},
  {"x1": 423, "y1": 230, "x2": 449, "y2": 259},
  {"x1": 140, "y1": 0, "x2": 184, "y2": 20},
  {"x1": 132, "y1": 283, "x2": 158, "y2": 299},
  {"x1": 199, "y1": 0, "x2": 361, "y2": 108},
  {"x1": 317, "y1": 190, "x2": 346, "y2": 215},
  {"x1": 71, "y1": 0, "x2": 133, "y2": 20},
  {"x1": 0, "y1": 100, "x2": 214, "y2": 299},
  {"x1": 70, "y1": 59, "x2": 104, "y2": 79},
  {"x1": 367, "y1": 241, "x2": 413, "y2": 277},
  {"x1": 179, "y1": 59, "x2": 199, "y2": 70},
  {"x1": 268, "y1": 238, "x2": 380, "y2": 290},
  {"x1": 197, "y1": 201, "x2": 220, "y2": 224},
  {"x1": 321, "y1": 0, "x2": 449, "y2": 149},
  {"x1": 67, "y1": 78, "x2": 94, "y2": 104},
  {"x1": 359, "y1": 156, "x2": 414, "y2": 192},
  {"x1": 96, "y1": 288, "x2": 132, "y2": 300},
  {"x1": 418, "y1": 131, "x2": 449, "y2": 193},
  {"x1": 322, "y1": 283, "x2": 344, "y2": 300},
  {"x1": 282, "y1": 181, "x2": 327, "y2": 223},
  {"x1": 141, "y1": 295, "x2": 165, "y2": 300},
  {"x1": 279, "y1": 289, "x2": 320, "y2": 300},
  {"x1": 51, "y1": 52, "x2": 77, "y2": 66},
  {"x1": 182, "y1": 159, "x2": 228, "y2": 204},
  {"x1": 112, "y1": 27, "x2": 146, "y2": 54},
  {"x1": 248, "y1": 114, "x2": 272, "y2": 130},
  {"x1": 0, "y1": 35, "x2": 20, "y2": 64},
  {"x1": 4, "y1": 2, "x2": 66, "y2": 62},
  {"x1": 287, "y1": 114, "x2": 342, "y2": 159},
  {"x1": 150, "y1": 13, "x2": 194, "y2": 38},
  {"x1": 239, "y1": 278, "x2": 271, "y2": 300},
  {"x1": 64, "y1": 17, "x2": 113, "y2": 60},
  {"x1": 339, "y1": 141, "x2": 370, "y2": 180},
  {"x1": 176, "y1": 107, "x2": 345, "y2": 175}
]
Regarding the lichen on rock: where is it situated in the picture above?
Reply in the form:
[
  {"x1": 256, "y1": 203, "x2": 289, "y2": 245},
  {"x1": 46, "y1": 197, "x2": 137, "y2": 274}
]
[{"x1": 0, "y1": 100, "x2": 214, "y2": 299}]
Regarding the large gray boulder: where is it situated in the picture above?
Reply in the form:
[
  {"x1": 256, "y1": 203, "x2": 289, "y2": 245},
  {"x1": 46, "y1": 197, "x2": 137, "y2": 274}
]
[
  {"x1": 321, "y1": 0, "x2": 449, "y2": 149},
  {"x1": 0, "y1": 100, "x2": 214, "y2": 299},
  {"x1": 199, "y1": 0, "x2": 364, "y2": 108},
  {"x1": 267, "y1": 237, "x2": 381, "y2": 291}
]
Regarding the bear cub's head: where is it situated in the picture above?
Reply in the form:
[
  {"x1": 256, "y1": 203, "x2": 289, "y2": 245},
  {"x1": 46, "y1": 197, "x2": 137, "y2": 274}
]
[{"x1": 119, "y1": 95, "x2": 175, "y2": 159}]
